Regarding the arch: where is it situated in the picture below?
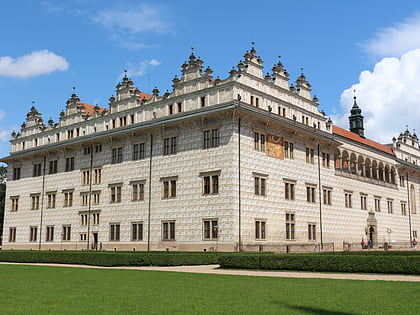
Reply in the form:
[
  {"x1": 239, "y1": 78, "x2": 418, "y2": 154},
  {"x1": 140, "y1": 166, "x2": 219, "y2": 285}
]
[
  {"x1": 357, "y1": 155, "x2": 364, "y2": 176},
  {"x1": 365, "y1": 158, "x2": 371, "y2": 178},
  {"x1": 378, "y1": 162, "x2": 384, "y2": 181},
  {"x1": 349, "y1": 153, "x2": 357, "y2": 174},
  {"x1": 341, "y1": 150, "x2": 349, "y2": 172},
  {"x1": 390, "y1": 166, "x2": 396, "y2": 184},
  {"x1": 384, "y1": 165, "x2": 390, "y2": 183},
  {"x1": 371, "y1": 160, "x2": 378, "y2": 180},
  {"x1": 411, "y1": 184, "x2": 417, "y2": 214},
  {"x1": 334, "y1": 149, "x2": 341, "y2": 170}
]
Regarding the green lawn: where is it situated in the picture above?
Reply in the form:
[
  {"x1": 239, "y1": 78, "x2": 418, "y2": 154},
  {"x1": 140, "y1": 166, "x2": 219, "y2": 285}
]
[{"x1": 0, "y1": 265, "x2": 418, "y2": 314}]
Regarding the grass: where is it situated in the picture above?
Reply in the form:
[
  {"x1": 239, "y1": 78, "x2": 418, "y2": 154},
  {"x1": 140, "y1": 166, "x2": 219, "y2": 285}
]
[{"x1": 0, "y1": 264, "x2": 418, "y2": 314}]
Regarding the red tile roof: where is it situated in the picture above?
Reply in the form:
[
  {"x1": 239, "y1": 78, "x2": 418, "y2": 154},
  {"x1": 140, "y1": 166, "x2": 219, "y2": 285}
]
[
  {"x1": 333, "y1": 125, "x2": 394, "y2": 155},
  {"x1": 79, "y1": 103, "x2": 107, "y2": 116},
  {"x1": 138, "y1": 92, "x2": 152, "y2": 102}
]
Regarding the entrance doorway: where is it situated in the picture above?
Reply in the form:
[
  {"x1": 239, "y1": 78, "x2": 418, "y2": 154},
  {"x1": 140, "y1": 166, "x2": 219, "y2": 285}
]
[{"x1": 93, "y1": 232, "x2": 98, "y2": 250}]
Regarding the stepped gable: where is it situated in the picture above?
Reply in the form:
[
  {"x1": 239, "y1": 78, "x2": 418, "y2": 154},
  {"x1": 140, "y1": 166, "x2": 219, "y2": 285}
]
[{"x1": 333, "y1": 125, "x2": 394, "y2": 155}]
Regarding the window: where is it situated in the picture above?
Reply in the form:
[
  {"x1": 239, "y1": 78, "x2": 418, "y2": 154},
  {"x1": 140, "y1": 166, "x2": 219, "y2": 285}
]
[
  {"x1": 374, "y1": 197, "x2": 381, "y2": 212},
  {"x1": 177, "y1": 102, "x2": 182, "y2": 113},
  {"x1": 284, "y1": 141, "x2": 294, "y2": 159},
  {"x1": 255, "y1": 220, "x2": 266, "y2": 240},
  {"x1": 95, "y1": 144, "x2": 102, "y2": 153},
  {"x1": 203, "y1": 129, "x2": 220, "y2": 148},
  {"x1": 11, "y1": 196, "x2": 19, "y2": 212},
  {"x1": 401, "y1": 202, "x2": 407, "y2": 215},
  {"x1": 80, "y1": 233, "x2": 87, "y2": 241},
  {"x1": 84, "y1": 147, "x2": 91, "y2": 155},
  {"x1": 163, "y1": 137, "x2": 177, "y2": 155},
  {"x1": 202, "y1": 174, "x2": 219, "y2": 195},
  {"x1": 93, "y1": 191, "x2": 100, "y2": 204},
  {"x1": 162, "y1": 221, "x2": 176, "y2": 240},
  {"x1": 322, "y1": 152, "x2": 330, "y2": 168},
  {"x1": 65, "y1": 157, "x2": 74, "y2": 172},
  {"x1": 63, "y1": 191, "x2": 73, "y2": 207},
  {"x1": 9, "y1": 227, "x2": 16, "y2": 242},
  {"x1": 92, "y1": 212, "x2": 100, "y2": 225},
  {"x1": 285, "y1": 182, "x2": 295, "y2": 200},
  {"x1": 162, "y1": 179, "x2": 177, "y2": 199},
  {"x1": 360, "y1": 194, "x2": 367, "y2": 210},
  {"x1": 13, "y1": 167, "x2": 21, "y2": 180},
  {"x1": 120, "y1": 116, "x2": 127, "y2": 126},
  {"x1": 132, "y1": 222, "x2": 143, "y2": 241},
  {"x1": 387, "y1": 199, "x2": 393, "y2": 214},
  {"x1": 132, "y1": 182, "x2": 145, "y2": 201},
  {"x1": 399, "y1": 175, "x2": 405, "y2": 187},
  {"x1": 111, "y1": 147, "x2": 123, "y2": 164},
  {"x1": 323, "y1": 187, "x2": 332, "y2": 205},
  {"x1": 49, "y1": 160, "x2": 58, "y2": 174},
  {"x1": 345, "y1": 192, "x2": 352, "y2": 208},
  {"x1": 33, "y1": 163, "x2": 42, "y2": 177},
  {"x1": 286, "y1": 213, "x2": 295, "y2": 240},
  {"x1": 112, "y1": 119, "x2": 116, "y2": 128},
  {"x1": 62, "y1": 226, "x2": 71, "y2": 241},
  {"x1": 305, "y1": 147, "x2": 314, "y2": 164},
  {"x1": 306, "y1": 186, "x2": 316, "y2": 203},
  {"x1": 200, "y1": 96, "x2": 206, "y2": 107},
  {"x1": 94, "y1": 168, "x2": 101, "y2": 184},
  {"x1": 68, "y1": 130, "x2": 74, "y2": 139},
  {"x1": 81, "y1": 193, "x2": 89, "y2": 206},
  {"x1": 168, "y1": 104, "x2": 174, "y2": 115},
  {"x1": 203, "y1": 219, "x2": 218, "y2": 240},
  {"x1": 31, "y1": 194, "x2": 40, "y2": 210},
  {"x1": 308, "y1": 224, "x2": 316, "y2": 240},
  {"x1": 413, "y1": 230, "x2": 418, "y2": 238},
  {"x1": 254, "y1": 132, "x2": 266, "y2": 151},
  {"x1": 133, "y1": 143, "x2": 145, "y2": 160},
  {"x1": 30, "y1": 226, "x2": 38, "y2": 242},
  {"x1": 47, "y1": 192, "x2": 56, "y2": 209},
  {"x1": 82, "y1": 170, "x2": 90, "y2": 186},
  {"x1": 46, "y1": 226, "x2": 54, "y2": 242},
  {"x1": 254, "y1": 176, "x2": 266, "y2": 196},
  {"x1": 110, "y1": 185, "x2": 122, "y2": 203},
  {"x1": 80, "y1": 213, "x2": 88, "y2": 226},
  {"x1": 56, "y1": 133, "x2": 60, "y2": 142}
]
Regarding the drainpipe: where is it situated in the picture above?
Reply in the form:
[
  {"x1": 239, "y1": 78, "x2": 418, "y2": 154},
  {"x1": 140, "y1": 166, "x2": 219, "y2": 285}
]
[
  {"x1": 317, "y1": 144, "x2": 323, "y2": 250},
  {"x1": 238, "y1": 118, "x2": 242, "y2": 252},
  {"x1": 87, "y1": 145, "x2": 94, "y2": 250},
  {"x1": 147, "y1": 133, "x2": 153, "y2": 251}
]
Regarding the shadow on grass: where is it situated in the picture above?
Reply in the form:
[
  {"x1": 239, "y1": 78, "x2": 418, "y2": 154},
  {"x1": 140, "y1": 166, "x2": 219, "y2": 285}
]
[{"x1": 282, "y1": 304, "x2": 356, "y2": 315}]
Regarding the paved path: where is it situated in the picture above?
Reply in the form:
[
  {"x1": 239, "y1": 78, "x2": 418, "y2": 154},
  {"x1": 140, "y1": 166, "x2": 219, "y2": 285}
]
[{"x1": 1, "y1": 262, "x2": 419, "y2": 282}]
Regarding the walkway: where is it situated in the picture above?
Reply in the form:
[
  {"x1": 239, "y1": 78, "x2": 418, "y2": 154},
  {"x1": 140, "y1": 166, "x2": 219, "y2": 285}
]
[{"x1": 1, "y1": 262, "x2": 419, "y2": 282}]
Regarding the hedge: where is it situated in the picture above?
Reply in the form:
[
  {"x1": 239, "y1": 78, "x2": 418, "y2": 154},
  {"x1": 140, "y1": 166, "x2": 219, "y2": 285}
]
[
  {"x1": 0, "y1": 250, "x2": 219, "y2": 267},
  {"x1": 218, "y1": 253, "x2": 420, "y2": 275}
]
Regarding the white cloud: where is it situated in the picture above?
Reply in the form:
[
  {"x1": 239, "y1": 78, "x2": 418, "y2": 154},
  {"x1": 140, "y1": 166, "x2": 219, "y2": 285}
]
[
  {"x1": 0, "y1": 50, "x2": 69, "y2": 78},
  {"x1": 0, "y1": 130, "x2": 9, "y2": 142},
  {"x1": 125, "y1": 59, "x2": 162, "y2": 77},
  {"x1": 362, "y1": 12, "x2": 420, "y2": 59},
  {"x1": 0, "y1": 109, "x2": 5, "y2": 120},
  {"x1": 335, "y1": 49, "x2": 420, "y2": 143}
]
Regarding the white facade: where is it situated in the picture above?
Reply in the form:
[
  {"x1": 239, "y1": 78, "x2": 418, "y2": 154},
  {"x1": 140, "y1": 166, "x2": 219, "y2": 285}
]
[{"x1": 1, "y1": 47, "x2": 419, "y2": 251}]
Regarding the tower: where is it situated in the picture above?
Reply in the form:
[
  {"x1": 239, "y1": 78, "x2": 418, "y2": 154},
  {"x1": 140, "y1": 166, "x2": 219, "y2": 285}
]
[{"x1": 348, "y1": 95, "x2": 364, "y2": 137}]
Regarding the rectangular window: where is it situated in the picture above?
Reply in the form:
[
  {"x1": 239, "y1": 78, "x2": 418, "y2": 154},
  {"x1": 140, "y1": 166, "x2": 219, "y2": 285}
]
[
  {"x1": 374, "y1": 197, "x2": 381, "y2": 212},
  {"x1": 401, "y1": 202, "x2": 407, "y2": 215},
  {"x1": 203, "y1": 129, "x2": 220, "y2": 148},
  {"x1": 413, "y1": 230, "x2": 418, "y2": 238},
  {"x1": 82, "y1": 170, "x2": 90, "y2": 186},
  {"x1": 62, "y1": 226, "x2": 71, "y2": 241},
  {"x1": 285, "y1": 182, "x2": 295, "y2": 200},
  {"x1": 133, "y1": 143, "x2": 145, "y2": 160},
  {"x1": 30, "y1": 226, "x2": 37, "y2": 242},
  {"x1": 286, "y1": 213, "x2": 295, "y2": 240},
  {"x1": 11, "y1": 196, "x2": 19, "y2": 212},
  {"x1": 284, "y1": 141, "x2": 294, "y2": 159},
  {"x1": 49, "y1": 160, "x2": 58, "y2": 174},
  {"x1": 9, "y1": 227, "x2": 16, "y2": 242},
  {"x1": 132, "y1": 182, "x2": 145, "y2": 201},
  {"x1": 33, "y1": 163, "x2": 42, "y2": 177},
  {"x1": 67, "y1": 130, "x2": 74, "y2": 139},
  {"x1": 110, "y1": 186, "x2": 122, "y2": 203},
  {"x1": 322, "y1": 152, "x2": 330, "y2": 168},
  {"x1": 81, "y1": 193, "x2": 89, "y2": 206},
  {"x1": 132, "y1": 222, "x2": 143, "y2": 241},
  {"x1": 323, "y1": 188, "x2": 332, "y2": 205},
  {"x1": 80, "y1": 233, "x2": 87, "y2": 241},
  {"x1": 93, "y1": 191, "x2": 100, "y2": 204},
  {"x1": 95, "y1": 144, "x2": 102, "y2": 153},
  {"x1": 360, "y1": 194, "x2": 367, "y2": 210},
  {"x1": 202, "y1": 175, "x2": 219, "y2": 195},
  {"x1": 345, "y1": 192, "x2": 352, "y2": 208},
  {"x1": 13, "y1": 167, "x2": 21, "y2": 180},
  {"x1": 168, "y1": 104, "x2": 174, "y2": 115},
  {"x1": 200, "y1": 96, "x2": 206, "y2": 107},
  {"x1": 46, "y1": 226, "x2": 54, "y2": 242},
  {"x1": 387, "y1": 199, "x2": 393, "y2": 214},
  {"x1": 65, "y1": 157, "x2": 74, "y2": 172},
  {"x1": 306, "y1": 186, "x2": 316, "y2": 203},
  {"x1": 162, "y1": 179, "x2": 177, "y2": 199},
  {"x1": 162, "y1": 221, "x2": 176, "y2": 240},
  {"x1": 255, "y1": 220, "x2": 266, "y2": 240},
  {"x1": 63, "y1": 191, "x2": 73, "y2": 207},
  {"x1": 203, "y1": 219, "x2": 218, "y2": 240},
  {"x1": 308, "y1": 224, "x2": 316, "y2": 240},
  {"x1": 177, "y1": 102, "x2": 182, "y2": 113},
  {"x1": 47, "y1": 193, "x2": 56, "y2": 209},
  {"x1": 163, "y1": 137, "x2": 177, "y2": 155},
  {"x1": 110, "y1": 224, "x2": 120, "y2": 241},
  {"x1": 111, "y1": 147, "x2": 123, "y2": 164},
  {"x1": 254, "y1": 176, "x2": 266, "y2": 196},
  {"x1": 254, "y1": 132, "x2": 266, "y2": 152},
  {"x1": 80, "y1": 213, "x2": 88, "y2": 226},
  {"x1": 84, "y1": 147, "x2": 91, "y2": 155},
  {"x1": 305, "y1": 147, "x2": 314, "y2": 164},
  {"x1": 94, "y1": 168, "x2": 101, "y2": 184},
  {"x1": 92, "y1": 213, "x2": 100, "y2": 225},
  {"x1": 120, "y1": 116, "x2": 127, "y2": 126},
  {"x1": 31, "y1": 194, "x2": 40, "y2": 210}
]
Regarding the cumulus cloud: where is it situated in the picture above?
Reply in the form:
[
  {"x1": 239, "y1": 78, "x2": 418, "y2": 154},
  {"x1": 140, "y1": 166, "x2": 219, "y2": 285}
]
[
  {"x1": 0, "y1": 50, "x2": 69, "y2": 78},
  {"x1": 335, "y1": 49, "x2": 420, "y2": 143},
  {"x1": 362, "y1": 12, "x2": 420, "y2": 59},
  {"x1": 125, "y1": 59, "x2": 162, "y2": 77}
]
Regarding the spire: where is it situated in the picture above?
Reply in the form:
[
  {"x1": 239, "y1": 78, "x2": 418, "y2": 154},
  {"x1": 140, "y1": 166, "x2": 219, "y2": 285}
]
[{"x1": 348, "y1": 91, "x2": 364, "y2": 137}]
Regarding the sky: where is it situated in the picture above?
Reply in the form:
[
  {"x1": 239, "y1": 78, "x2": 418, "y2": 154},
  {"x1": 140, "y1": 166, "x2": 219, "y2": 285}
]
[{"x1": 1, "y1": 0, "x2": 420, "y2": 159}]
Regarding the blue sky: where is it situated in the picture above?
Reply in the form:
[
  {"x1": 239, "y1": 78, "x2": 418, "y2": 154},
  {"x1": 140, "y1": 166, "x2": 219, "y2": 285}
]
[{"x1": 2, "y1": 0, "x2": 420, "y2": 159}]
